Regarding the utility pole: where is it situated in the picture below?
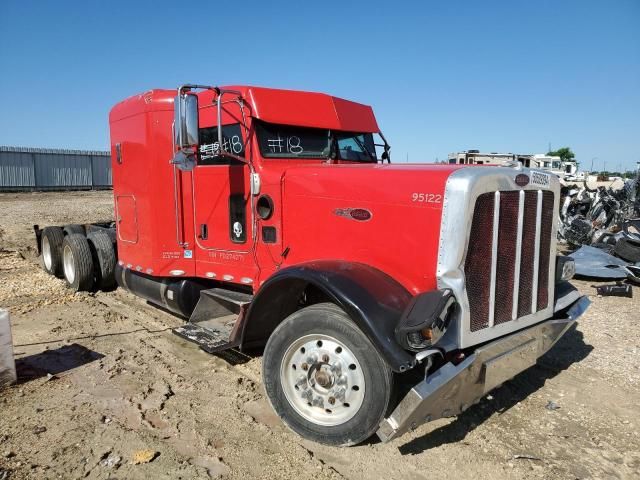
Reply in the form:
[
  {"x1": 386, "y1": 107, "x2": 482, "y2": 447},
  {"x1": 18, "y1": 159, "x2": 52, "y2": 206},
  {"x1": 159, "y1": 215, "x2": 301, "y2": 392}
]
[{"x1": 591, "y1": 157, "x2": 597, "y2": 172}]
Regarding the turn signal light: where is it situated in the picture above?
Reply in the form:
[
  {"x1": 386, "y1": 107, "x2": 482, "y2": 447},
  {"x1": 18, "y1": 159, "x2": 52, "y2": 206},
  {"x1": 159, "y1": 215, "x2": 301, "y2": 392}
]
[{"x1": 420, "y1": 327, "x2": 433, "y2": 341}]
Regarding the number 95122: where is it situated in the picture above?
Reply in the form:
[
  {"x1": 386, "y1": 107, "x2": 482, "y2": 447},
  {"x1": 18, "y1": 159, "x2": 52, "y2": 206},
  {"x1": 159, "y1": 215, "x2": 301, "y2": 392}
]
[{"x1": 412, "y1": 193, "x2": 442, "y2": 203}]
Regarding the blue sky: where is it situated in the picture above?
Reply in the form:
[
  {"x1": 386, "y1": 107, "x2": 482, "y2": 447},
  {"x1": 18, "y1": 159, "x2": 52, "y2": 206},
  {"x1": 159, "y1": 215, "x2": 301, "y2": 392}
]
[{"x1": 1, "y1": 0, "x2": 638, "y2": 171}]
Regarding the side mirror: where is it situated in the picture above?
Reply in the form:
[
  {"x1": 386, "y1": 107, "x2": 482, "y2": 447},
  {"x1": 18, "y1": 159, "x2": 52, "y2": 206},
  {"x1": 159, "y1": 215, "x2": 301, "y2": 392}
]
[
  {"x1": 175, "y1": 92, "x2": 199, "y2": 149},
  {"x1": 375, "y1": 131, "x2": 391, "y2": 163},
  {"x1": 172, "y1": 92, "x2": 199, "y2": 171}
]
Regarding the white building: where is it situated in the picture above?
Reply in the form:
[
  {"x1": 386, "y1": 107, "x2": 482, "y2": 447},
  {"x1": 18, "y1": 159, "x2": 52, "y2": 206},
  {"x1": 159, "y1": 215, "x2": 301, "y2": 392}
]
[
  {"x1": 530, "y1": 154, "x2": 578, "y2": 178},
  {"x1": 447, "y1": 150, "x2": 534, "y2": 166},
  {"x1": 447, "y1": 150, "x2": 580, "y2": 179}
]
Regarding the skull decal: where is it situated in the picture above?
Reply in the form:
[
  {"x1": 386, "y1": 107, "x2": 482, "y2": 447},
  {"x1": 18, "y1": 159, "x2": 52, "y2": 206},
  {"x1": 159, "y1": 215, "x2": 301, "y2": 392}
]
[{"x1": 233, "y1": 221, "x2": 243, "y2": 238}]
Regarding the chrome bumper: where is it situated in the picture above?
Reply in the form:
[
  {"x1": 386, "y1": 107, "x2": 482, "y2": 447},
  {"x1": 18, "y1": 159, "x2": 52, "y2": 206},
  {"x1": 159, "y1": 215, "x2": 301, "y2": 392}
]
[{"x1": 377, "y1": 295, "x2": 590, "y2": 443}]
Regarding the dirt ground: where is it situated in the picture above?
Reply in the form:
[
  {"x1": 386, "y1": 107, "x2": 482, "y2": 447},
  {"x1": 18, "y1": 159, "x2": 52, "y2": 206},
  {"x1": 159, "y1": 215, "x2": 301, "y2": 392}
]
[{"x1": 0, "y1": 191, "x2": 638, "y2": 480}]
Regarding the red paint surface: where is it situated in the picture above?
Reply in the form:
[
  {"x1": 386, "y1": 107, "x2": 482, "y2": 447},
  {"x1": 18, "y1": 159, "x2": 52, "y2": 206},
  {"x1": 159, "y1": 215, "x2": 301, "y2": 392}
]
[{"x1": 109, "y1": 86, "x2": 464, "y2": 294}]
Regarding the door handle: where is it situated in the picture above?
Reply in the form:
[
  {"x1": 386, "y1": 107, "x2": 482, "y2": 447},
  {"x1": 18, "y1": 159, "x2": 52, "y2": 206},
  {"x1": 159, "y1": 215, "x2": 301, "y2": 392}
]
[{"x1": 199, "y1": 223, "x2": 208, "y2": 240}]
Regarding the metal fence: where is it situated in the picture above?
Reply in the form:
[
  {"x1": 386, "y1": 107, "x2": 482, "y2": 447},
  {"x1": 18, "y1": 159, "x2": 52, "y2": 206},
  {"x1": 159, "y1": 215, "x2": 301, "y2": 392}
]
[{"x1": 0, "y1": 146, "x2": 112, "y2": 191}]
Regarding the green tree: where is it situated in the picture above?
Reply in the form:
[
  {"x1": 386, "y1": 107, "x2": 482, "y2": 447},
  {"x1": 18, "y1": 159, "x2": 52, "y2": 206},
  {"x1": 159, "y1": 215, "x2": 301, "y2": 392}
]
[{"x1": 547, "y1": 147, "x2": 575, "y2": 162}]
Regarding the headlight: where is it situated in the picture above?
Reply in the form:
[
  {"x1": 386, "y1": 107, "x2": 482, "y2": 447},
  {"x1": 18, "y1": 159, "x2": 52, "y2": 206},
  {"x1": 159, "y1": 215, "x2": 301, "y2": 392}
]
[
  {"x1": 556, "y1": 256, "x2": 576, "y2": 282},
  {"x1": 395, "y1": 289, "x2": 457, "y2": 351}
]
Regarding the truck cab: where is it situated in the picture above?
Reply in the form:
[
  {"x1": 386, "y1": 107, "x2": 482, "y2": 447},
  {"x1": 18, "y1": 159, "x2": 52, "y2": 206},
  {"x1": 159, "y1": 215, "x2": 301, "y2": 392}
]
[
  {"x1": 108, "y1": 86, "x2": 400, "y2": 289},
  {"x1": 36, "y1": 84, "x2": 588, "y2": 446}
]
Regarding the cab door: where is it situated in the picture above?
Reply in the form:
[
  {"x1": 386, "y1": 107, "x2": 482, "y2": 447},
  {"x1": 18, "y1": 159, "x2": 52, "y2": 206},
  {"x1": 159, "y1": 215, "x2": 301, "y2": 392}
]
[{"x1": 191, "y1": 101, "x2": 257, "y2": 283}]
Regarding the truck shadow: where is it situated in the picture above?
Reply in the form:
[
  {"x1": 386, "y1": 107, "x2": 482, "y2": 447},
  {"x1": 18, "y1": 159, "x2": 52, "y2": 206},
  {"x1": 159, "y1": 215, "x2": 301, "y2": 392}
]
[
  {"x1": 15, "y1": 343, "x2": 104, "y2": 383},
  {"x1": 396, "y1": 324, "x2": 593, "y2": 455}
]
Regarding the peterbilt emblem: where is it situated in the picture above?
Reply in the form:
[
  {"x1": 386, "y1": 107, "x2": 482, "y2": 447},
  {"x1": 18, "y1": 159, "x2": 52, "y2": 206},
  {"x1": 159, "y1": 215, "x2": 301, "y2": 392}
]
[
  {"x1": 515, "y1": 173, "x2": 530, "y2": 187},
  {"x1": 233, "y1": 221, "x2": 243, "y2": 238},
  {"x1": 334, "y1": 208, "x2": 372, "y2": 222}
]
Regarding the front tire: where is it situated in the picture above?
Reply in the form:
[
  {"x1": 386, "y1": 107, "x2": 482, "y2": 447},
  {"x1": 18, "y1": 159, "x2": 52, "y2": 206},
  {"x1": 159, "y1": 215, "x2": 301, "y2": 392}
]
[
  {"x1": 262, "y1": 303, "x2": 394, "y2": 446},
  {"x1": 62, "y1": 234, "x2": 94, "y2": 292}
]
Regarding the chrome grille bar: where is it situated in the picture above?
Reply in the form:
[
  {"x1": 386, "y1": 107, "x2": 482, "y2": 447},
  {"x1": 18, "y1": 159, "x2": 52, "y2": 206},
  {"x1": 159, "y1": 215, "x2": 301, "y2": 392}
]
[
  {"x1": 511, "y1": 190, "x2": 525, "y2": 320},
  {"x1": 531, "y1": 190, "x2": 543, "y2": 313},
  {"x1": 488, "y1": 191, "x2": 501, "y2": 328}
]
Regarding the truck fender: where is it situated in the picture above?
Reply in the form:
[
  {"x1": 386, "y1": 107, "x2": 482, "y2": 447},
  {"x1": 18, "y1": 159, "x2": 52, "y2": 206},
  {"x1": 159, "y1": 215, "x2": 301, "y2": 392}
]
[{"x1": 240, "y1": 261, "x2": 416, "y2": 372}]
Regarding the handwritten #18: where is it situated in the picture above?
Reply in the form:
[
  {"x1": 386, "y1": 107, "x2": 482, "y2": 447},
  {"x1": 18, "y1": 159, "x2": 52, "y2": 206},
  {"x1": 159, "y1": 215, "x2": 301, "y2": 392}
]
[{"x1": 267, "y1": 134, "x2": 304, "y2": 154}]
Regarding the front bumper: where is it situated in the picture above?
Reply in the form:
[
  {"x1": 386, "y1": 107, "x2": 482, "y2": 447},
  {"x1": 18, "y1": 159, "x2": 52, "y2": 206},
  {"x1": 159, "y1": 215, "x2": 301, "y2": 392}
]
[{"x1": 376, "y1": 293, "x2": 590, "y2": 443}]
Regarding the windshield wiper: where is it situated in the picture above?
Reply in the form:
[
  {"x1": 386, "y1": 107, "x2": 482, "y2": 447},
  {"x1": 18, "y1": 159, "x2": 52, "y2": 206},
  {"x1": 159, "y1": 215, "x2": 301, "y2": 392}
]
[{"x1": 351, "y1": 135, "x2": 375, "y2": 161}]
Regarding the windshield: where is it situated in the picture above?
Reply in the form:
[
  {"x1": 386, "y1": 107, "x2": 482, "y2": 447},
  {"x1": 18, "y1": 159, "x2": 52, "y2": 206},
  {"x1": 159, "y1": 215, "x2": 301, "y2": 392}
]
[
  {"x1": 255, "y1": 121, "x2": 377, "y2": 162},
  {"x1": 335, "y1": 132, "x2": 376, "y2": 161}
]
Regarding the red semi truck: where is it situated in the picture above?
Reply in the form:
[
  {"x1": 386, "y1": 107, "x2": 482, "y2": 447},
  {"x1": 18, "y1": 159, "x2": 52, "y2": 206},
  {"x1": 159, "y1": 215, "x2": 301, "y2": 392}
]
[{"x1": 34, "y1": 84, "x2": 589, "y2": 446}]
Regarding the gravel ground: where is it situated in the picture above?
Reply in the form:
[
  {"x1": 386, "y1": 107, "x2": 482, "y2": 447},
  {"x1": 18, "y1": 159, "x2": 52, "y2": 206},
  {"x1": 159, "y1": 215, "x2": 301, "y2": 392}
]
[{"x1": 0, "y1": 191, "x2": 638, "y2": 479}]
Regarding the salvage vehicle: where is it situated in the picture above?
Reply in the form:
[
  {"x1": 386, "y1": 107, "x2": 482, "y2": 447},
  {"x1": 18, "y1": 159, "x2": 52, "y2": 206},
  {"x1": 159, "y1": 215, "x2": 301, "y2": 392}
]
[{"x1": 34, "y1": 84, "x2": 590, "y2": 446}]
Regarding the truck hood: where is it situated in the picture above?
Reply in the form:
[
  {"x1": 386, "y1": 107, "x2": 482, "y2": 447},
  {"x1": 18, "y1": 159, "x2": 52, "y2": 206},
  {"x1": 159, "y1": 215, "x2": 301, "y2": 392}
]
[
  {"x1": 281, "y1": 163, "x2": 467, "y2": 205},
  {"x1": 279, "y1": 163, "x2": 469, "y2": 294}
]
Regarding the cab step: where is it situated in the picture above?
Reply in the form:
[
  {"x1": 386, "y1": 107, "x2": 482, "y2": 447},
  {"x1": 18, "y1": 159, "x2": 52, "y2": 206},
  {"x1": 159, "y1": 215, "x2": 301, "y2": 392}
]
[{"x1": 172, "y1": 288, "x2": 253, "y2": 354}]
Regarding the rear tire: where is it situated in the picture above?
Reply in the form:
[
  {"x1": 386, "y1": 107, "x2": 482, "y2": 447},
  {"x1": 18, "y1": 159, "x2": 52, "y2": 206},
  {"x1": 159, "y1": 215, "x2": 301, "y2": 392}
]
[
  {"x1": 62, "y1": 234, "x2": 94, "y2": 292},
  {"x1": 614, "y1": 238, "x2": 640, "y2": 263},
  {"x1": 87, "y1": 230, "x2": 117, "y2": 290},
  {"x1": 41, "y1": 227, "x2": 65, "y2": 277},
  {"x1": 63, "y1": 224, "x2": 85, "y2": 236},
  {"x1": 262, "y1": 303, "x2": 394, "y2": 446}
]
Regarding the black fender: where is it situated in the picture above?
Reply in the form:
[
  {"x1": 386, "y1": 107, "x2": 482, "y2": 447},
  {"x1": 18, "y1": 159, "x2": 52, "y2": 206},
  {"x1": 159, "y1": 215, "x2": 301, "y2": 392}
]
[{"x1": 240, "y1": 261, "x2": 416, "y2": 372}]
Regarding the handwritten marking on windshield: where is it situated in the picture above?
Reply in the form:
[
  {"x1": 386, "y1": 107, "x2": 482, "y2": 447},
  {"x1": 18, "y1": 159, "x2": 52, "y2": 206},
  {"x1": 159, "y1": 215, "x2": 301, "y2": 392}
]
[{"x1": 267, "y1": 134, "x2": 304, "y2": 154}]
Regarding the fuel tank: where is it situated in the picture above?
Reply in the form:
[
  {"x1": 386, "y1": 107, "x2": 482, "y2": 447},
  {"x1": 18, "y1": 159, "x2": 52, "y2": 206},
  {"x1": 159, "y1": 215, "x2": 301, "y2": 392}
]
[{"x1": 115, "y1": 264, "x2": 209, "y2": 318}]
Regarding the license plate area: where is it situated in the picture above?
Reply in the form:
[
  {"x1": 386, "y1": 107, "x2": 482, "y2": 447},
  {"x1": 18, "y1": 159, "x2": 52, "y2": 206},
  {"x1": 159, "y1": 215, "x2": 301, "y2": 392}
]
[{"x1": 481, "y1": 338, "x2": 538, "y2": 393}]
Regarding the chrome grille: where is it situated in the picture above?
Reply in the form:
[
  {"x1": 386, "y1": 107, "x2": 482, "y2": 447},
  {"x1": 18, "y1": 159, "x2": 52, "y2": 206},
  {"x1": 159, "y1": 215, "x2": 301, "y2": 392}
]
[{"x1": 465, "y1": 189, "x2": 554, "y2": 332}]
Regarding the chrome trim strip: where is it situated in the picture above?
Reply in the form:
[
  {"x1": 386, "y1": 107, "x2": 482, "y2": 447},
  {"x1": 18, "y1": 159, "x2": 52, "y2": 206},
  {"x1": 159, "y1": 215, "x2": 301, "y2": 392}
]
[
  {"x1": 547, "y1": 188, "x2": 560, "y2": 316},
  {"x1": 512, "y1": 190, "x2": 525, "y2": 320},
  {"x1": 531, "y1": 190, "x2": 543, "y2": 313},
  {"x1": 170, "y1": 120, "x2": 188, "y2": 248},
  {"x1": 488, "y1": 191, "x2": 500, "y2": 328}
]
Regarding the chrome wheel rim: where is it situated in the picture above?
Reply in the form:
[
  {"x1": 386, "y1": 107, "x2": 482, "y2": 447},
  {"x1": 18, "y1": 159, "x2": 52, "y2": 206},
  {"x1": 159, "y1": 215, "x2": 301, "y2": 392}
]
[
  {"x1": 280, "y1": 334, "x2": 365, "y2": 426},
  {"x1": 63, "y1": 244, "x2": 75, "y2": 284},
  {"x1": 42, "y1": 236, "x2": 52, "y2": 270}
]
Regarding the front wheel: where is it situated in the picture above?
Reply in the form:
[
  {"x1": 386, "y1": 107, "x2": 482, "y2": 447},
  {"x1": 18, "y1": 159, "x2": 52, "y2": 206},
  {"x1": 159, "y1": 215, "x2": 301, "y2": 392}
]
[{"x1": 262, "y1": 303, "x2": 394, "y2": 446}]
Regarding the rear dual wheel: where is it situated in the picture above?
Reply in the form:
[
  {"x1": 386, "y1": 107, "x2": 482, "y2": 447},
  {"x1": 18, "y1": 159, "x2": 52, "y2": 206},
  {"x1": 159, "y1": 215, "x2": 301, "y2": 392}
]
[
  {"x1": 41, "y1": 227, "x2": 117, "y2": 292},
  {"x1": 87, "y1": 230, "x2": 117, "y2": 290},
  {"x1": 263, "y1": 303, "x2": 394, "y2": 446},
  {"x1": 62, "y1": 234, "x2": 94, "y2": 292},
  {"x1": 41, "y1": 227, "x2": 65, "y2": 277}
]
